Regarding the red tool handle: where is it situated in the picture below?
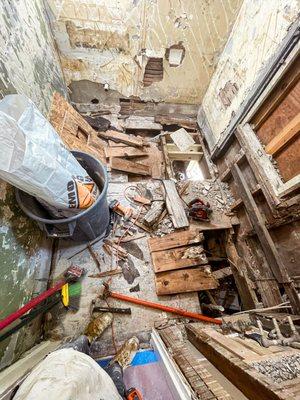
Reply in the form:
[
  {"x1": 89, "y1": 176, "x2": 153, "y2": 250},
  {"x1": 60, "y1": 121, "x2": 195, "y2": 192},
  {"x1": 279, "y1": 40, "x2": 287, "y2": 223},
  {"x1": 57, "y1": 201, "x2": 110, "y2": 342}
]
[
  {"x1": 0, "y1": 280, "x2": 65, "y2": 331},
  {"x1": 109, "y1": 291, "x2": 222, "y2": 325}
]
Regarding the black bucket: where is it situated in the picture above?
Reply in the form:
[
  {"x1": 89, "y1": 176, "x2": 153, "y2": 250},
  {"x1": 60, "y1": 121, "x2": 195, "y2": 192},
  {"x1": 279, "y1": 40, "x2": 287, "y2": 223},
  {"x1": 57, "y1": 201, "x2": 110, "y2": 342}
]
[{"x1": 15, "y1": 151, "x2": 110, "y2": 242}]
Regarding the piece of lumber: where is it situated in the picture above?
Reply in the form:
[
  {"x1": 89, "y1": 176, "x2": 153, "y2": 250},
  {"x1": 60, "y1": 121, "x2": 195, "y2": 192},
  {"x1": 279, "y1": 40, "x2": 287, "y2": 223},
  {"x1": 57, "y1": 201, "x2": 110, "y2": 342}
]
[
  {"x1": 143, "y1": 201, "x2": 165, "y2": 226},
  {"x1": 151, "y1": 245, "x2": 208, "y2": 273},
  {"x1": 148, "y1": 229, "x2": 204, "y2": 253},
  {"x1": 155, "y1": 115, "x2": 197, "y2": 130},
  {"x1": 89, "y1": 268, "x2": 122, "y2": 278},
  {"x1": 231, "y1": 163, "x2": 300, "y2": 314},
  {"x1": 161, "y1": 135, "x2": 174, "y2": 179},
  {"x1": 97, "y1": 130, "x2": 145, "y2": 147},
  {"x1": 49, "y1": 92, "x2": 107, "y2": 162},
  {"x1": 120, "y1": 233, "x2": 146, "y2": 243},
  {"x1": 163, "y1": 180, "x2": 189, "y2": 229},
  {"x1": 133, "y1": 195, "x2": 151, "y2": 205},
  {"x1": 265, "y1": 113, "x2": 300, "y2": 156},
  {"x1": 187, "y1": 324, "x2": 296, "y2": 400},
  {"x1": 110, "y1": 158, "x2": 151, "y2": 176},
  {"x1": 212, "y1": 266, "x2": 232, "y2": 280},
  {"x1": 104, "y1": 146, "x2": 148, "y2": 158},
  {"x1": 155, "y1": 180, "x2": 190, "y2": 226},
  {"x1": 155, "y1": 267, "x2": 218, "y2": 295}
]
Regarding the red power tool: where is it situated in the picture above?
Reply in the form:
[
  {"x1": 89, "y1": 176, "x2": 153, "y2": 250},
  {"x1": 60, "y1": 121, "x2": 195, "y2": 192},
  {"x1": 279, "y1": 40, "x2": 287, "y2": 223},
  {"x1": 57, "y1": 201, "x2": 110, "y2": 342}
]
[
  {"x1": 188, "y1": 198, "x2": 212, "y2": 221},
  {"x1": 126, "y1": 387, "x2": 143, "y2": 400}
]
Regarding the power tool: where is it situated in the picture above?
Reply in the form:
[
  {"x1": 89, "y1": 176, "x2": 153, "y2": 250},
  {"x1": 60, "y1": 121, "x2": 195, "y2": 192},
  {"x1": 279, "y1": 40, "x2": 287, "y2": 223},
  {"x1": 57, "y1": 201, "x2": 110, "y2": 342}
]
[{"x1": 126, "y1": 387, "x2": 143, "y2": 400}]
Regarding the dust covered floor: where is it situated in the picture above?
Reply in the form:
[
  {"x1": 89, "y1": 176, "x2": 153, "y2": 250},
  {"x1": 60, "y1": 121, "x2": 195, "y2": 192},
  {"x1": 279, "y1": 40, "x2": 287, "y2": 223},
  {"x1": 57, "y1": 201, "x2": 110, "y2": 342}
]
[
  {"x1": 44, "y1": 177, "x2": 235, "y2": 358},
  {"x1": 44, "y1": 181, "x2": 204, "y2": 357}
]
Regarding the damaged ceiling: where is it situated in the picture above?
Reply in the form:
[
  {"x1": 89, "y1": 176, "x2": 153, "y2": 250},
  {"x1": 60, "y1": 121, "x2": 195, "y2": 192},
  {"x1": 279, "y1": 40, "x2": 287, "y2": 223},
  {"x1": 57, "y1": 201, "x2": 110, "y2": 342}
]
[{"x1": 46, "y1": 0, "x2": 242, "y2": 104}]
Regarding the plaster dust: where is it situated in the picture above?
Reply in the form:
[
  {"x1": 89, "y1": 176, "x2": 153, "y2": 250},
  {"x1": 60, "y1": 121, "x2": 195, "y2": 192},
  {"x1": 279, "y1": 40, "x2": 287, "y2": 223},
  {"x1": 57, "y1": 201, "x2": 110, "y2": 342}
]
[
  {"x1": 46, "y1": 0, "x2": 242, "y2": 104},
  {"x1": 45, "y1": 182, "x2": 201, "y2": 357}
]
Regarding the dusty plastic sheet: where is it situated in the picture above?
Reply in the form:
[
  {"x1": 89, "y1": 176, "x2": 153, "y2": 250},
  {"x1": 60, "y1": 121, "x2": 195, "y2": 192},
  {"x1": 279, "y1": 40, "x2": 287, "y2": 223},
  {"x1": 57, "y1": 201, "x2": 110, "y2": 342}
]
[
  {"x1": 13, "y1": 348, "x2": 122, "y2": 400},
  {"x1": 0, "y1": 95, "x2": 98, "y2": 217}
]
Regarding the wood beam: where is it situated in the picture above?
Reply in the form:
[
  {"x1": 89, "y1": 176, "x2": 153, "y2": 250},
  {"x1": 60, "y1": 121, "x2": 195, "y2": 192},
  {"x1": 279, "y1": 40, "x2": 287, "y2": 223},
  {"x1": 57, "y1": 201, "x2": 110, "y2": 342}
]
[
  {"x1": 265, "y1": 113, "x2": 300, "y2": 156},
  {"x1": 231, "y1": 163, "x2": 300, "y2": 314}
]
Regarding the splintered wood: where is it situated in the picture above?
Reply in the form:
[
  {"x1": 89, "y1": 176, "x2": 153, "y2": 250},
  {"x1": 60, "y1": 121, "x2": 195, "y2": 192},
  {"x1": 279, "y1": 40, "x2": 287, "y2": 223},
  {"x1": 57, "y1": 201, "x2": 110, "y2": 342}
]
[
  {"x1": 187, "y1": 324, "x2": 300, "y2": 400},
  {"x1": 163, "y1": 180, "x2": 189, "y2": 228},
  {"x1": 156, "y1": 268, "x2": 218, "y2": 295},
  {"x1": 110, "y1": 158, "x2": 151, "y2": 176},
  {"x1": 159, "y1": 325, "x2": 231, "y2": 399},
  {"x1": 49, "y1": 92, "x2": 107, "y2": 162},
  {"x1": 148, "y1": 229, "x2": 218, "y2": 295}
]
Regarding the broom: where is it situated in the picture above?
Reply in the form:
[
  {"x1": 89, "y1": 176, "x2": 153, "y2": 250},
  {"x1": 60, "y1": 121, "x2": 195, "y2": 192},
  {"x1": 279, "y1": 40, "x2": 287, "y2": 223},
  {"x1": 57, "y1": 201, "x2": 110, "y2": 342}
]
[{"x1": 61, "y1": 282, "x2": 82, "y2": 311}]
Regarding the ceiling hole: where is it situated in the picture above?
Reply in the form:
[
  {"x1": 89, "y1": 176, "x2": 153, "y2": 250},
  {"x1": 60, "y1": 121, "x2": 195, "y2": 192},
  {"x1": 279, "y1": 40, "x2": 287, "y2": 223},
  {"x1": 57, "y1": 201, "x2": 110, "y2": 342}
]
[{"x1": 91, "y1": 98, "x2": 99, "y2": 104}]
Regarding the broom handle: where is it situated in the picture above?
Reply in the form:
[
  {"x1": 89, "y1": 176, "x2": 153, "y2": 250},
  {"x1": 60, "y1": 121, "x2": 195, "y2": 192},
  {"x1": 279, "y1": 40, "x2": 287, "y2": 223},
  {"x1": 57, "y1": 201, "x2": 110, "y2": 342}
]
[
  {"x1": 109, "y1": 291, "x2": 222, "y2": 325},
  {"x1": 0, "y1": 280, "x2": 65, "y2": 331}
]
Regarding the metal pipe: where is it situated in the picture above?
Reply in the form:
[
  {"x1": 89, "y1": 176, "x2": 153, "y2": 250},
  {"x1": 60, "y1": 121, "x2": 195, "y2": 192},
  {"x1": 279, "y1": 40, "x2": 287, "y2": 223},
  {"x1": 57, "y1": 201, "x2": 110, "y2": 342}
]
[{"x1": 108, "y1": 290, "x2": 222, "y2": 325}]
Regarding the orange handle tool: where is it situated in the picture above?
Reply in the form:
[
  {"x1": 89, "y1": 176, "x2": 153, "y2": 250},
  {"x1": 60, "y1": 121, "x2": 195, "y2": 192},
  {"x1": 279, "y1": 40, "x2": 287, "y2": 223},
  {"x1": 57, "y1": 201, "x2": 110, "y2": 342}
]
[{"x1": 109, "y1": 291, "x2": 222, "y2": 325}]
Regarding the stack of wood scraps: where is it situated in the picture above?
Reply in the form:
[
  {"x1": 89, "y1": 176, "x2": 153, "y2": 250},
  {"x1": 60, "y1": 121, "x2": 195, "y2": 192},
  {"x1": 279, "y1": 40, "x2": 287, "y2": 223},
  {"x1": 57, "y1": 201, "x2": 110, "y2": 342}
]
[{"x1": 148, "y1": 229, "x2": 219, "y2": 295}]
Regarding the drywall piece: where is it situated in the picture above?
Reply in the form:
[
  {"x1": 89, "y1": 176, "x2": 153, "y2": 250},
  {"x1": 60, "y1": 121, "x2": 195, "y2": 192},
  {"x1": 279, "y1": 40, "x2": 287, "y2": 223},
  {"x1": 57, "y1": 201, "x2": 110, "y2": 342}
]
[
  {"x1": 201, "y1": 0, "x2": 299, "y2": 142},
  {"x1": 170, "y1": 128, "x2": 195, "y2": 152}
]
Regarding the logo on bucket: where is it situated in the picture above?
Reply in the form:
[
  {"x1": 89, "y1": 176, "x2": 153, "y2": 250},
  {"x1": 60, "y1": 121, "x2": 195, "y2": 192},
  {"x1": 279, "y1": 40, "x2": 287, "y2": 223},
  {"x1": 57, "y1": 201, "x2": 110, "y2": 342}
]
[{"x1": 67, "y1": 176, "x2": 99, "y2": 209}]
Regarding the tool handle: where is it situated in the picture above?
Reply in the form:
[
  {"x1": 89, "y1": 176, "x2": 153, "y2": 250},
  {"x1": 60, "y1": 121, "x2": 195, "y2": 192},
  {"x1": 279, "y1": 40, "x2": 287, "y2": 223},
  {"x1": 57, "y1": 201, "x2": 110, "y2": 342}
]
[
  {"x1": 109, "y1": 291, "x2": 222, "y2": 325},
  {"x1": 0, "y1": 280, "x2": 65, "y2": 331}
]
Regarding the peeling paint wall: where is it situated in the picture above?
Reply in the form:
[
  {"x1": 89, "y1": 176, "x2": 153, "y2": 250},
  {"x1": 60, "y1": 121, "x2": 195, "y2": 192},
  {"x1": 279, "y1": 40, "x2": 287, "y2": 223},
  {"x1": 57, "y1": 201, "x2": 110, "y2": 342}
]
[
  {"x1": 0, "y1": 0, "x2": 66, "y2": 368},
  {"x1": 0, "y1": 0, "x2": 67, "y2": 113},
  {"x1": 200, "y1": 0, "x2": 299, "y2": 143},
  {"x1": 47, "y1": 0, "x2": 242, "y2": 104}
]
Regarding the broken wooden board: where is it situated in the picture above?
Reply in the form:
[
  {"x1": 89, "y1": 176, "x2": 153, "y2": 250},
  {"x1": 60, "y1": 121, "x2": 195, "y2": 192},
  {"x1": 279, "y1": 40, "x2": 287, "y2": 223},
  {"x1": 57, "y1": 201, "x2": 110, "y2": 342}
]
[
  {"x1": 48, "y1": 92, "x2": 107, "y2": 162},
  {"x1": 110, "y1": 158, "x2": 151, "y2": 176},
  {"x1": 159, "y1": 324, "x2": 232, "y2": 400},
  {"x1": 151, "y1": 245, "x2": 208, "y2": 273},
  {"x1": 212, "y1": 266, "x2": 233, "y2": 280},
  {"x1": 143, "y1": 201, "x2": 165, "y2": 226},
  {"x1": 163, "y1": 180, "x2": 189, "y2": 229},
  {"x1": 156, "y1": 267, "x2": 218, "y2": 295},
  {"x1": 97, "y1": 130, "x2": 145, "y2": 148},
  {"x1": 187, "y1": 324, "x2": 299, "y2": 400},
  {"x1": 148, "y1": 229, "x2": 204, "y2": 253},
  {"x1": 104, "y1": 146, "x2": 148, "y2": 158}
]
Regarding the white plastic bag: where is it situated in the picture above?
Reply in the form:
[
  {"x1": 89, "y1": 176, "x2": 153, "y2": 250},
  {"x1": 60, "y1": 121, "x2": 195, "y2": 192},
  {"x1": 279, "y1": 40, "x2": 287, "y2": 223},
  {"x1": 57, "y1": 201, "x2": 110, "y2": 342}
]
[{"x1": 0, "y1": 95, "x2": 99, "y2": 217}]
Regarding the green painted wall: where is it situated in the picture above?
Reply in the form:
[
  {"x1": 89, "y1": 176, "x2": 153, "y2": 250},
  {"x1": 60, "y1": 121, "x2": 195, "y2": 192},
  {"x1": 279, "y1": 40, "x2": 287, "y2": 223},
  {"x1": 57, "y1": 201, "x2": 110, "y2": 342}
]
[{"x1": 0, "y1": 0, "x2": 67, "y2": 368}]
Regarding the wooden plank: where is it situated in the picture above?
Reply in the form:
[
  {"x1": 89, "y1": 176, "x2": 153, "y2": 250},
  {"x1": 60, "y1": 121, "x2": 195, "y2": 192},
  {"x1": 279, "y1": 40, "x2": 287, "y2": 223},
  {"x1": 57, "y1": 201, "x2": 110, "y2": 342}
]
[
  {"x1": 104, "y1": 146, "x2": 148, "y2": 158},
  {"x1": 212, "y1": 266, "x2": 232, "y2": 280},
  {"x1": 236, "y1": 124, "x2": 281, "y2": 208},
  {"x1": 168, "y1": 151, "x2": 203, "y2": 161},
  {"x1": 143, "y1": 201, "x2": 165, "y2": 226},
  {"x1": 151, "y1": 245, "x2": 208, "y2": 273},
  {"x1": 203, "y1": 328, "x2": 257, "y2": 359},
  {"x1": 97, "y1": 130, "x2": 145, "y2": 148},
  {"x1": 148, "y1": 229, "x2": 204, "y2": 253},
  {"x1": 265, "y1": 113, "x2": 300, "y2": 156},
  {"x1": 49, "y1": 92, "x2": 107, "y2": 162},
  {"x1": 155, "y1": 267, "x2": 218, "y2": 295},
  {"x1": 110, "y1": 158, "x2": 151, "y2": 176},
  {"x1": 225, "y1": 232, "x2": 258, "y2": 310},
  {"x1": 160, "y1": 135, "x2": 174, "y2": 179},
  {"x1": 187, "y1": 324, "x2": 295, "y2": 400},
  {"x1": 231, "y1": 163, "x2": 300, "y2": 314},
  {"x1": 163, "y1": 180, "x2": 189, "y2": 229}
]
